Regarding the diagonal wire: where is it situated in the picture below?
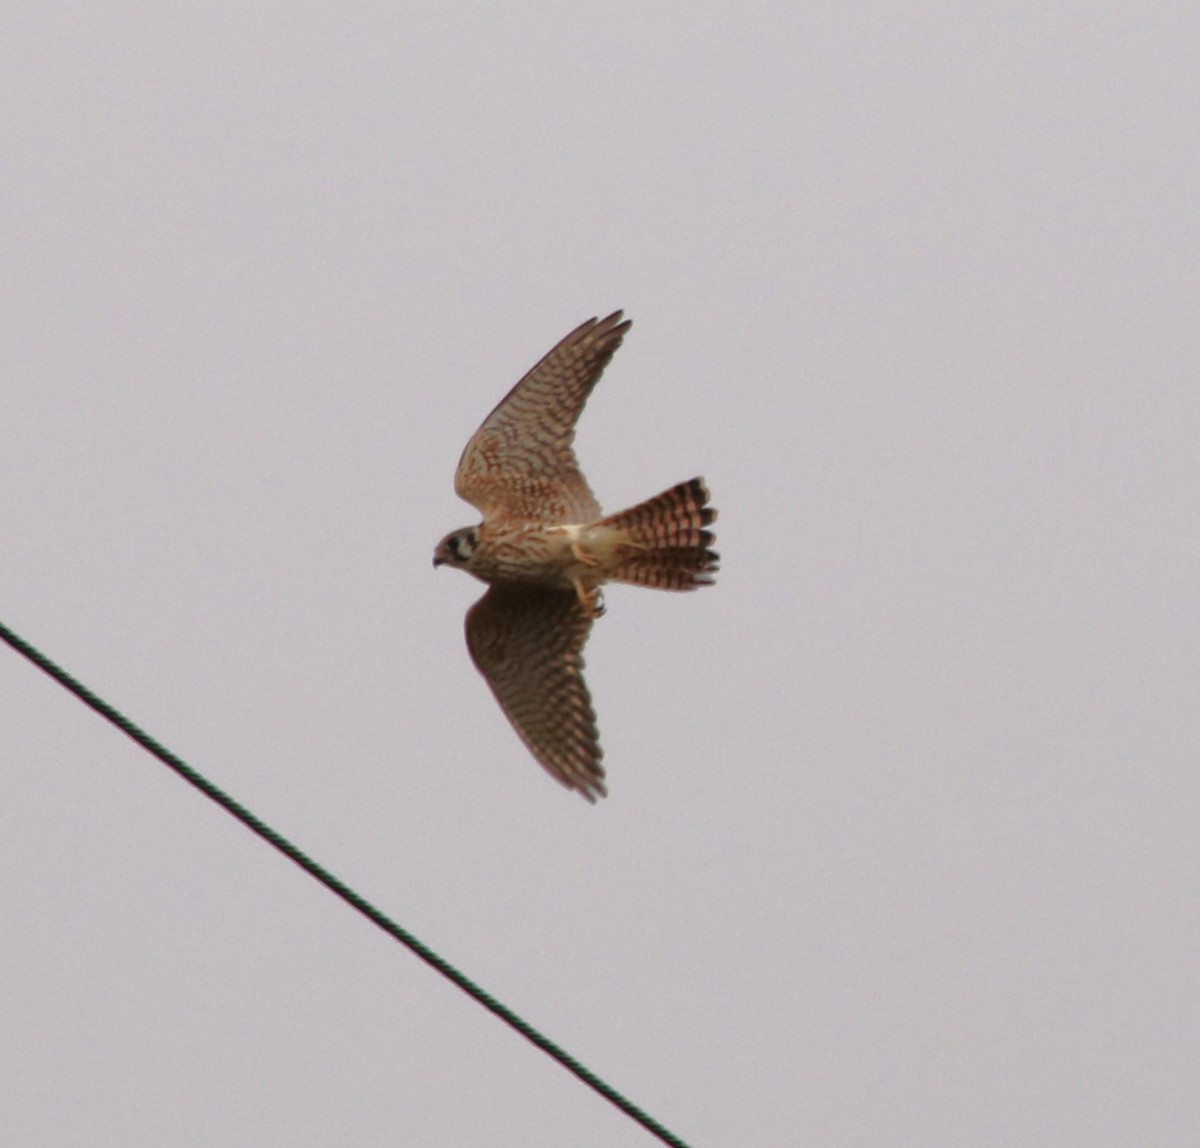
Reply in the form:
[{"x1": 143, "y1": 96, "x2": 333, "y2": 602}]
[{"x1": 0, "y1": 619, "x2": 693, "y2": 1148}]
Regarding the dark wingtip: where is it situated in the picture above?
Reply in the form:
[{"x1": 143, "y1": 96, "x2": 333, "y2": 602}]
[
  {"x1": 577, "y1": 781, "x2": 606, "y2": 804},
  {"x1": 595, "y1": 310, "x2": 632, "y2": 345}
]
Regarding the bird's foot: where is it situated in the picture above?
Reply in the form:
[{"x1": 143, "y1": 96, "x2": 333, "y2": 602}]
[
  {"x1": 571, "y1": 540, "x2": 600, "y2": 567},
  {"x1": 573, "y1": 580, "x2": 605, "y2": 619}
]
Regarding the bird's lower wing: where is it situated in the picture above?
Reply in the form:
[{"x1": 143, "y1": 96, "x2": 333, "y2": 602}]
[{"x1": 465, "y1": 584, "x2": 604, "y2": 802}]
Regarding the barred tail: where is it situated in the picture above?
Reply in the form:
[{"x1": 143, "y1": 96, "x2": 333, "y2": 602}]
[{"x1": 599, "y1": 478, "x2": 719, "y2": 591}]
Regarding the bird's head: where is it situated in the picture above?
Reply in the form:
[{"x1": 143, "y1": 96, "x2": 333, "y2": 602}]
[{"x1": 433, "y1": 526, "x2": 480, "y2": 570}]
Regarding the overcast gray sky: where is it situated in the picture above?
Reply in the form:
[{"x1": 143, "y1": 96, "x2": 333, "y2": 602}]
[{"x1": 3, "y1": 4, "x2": 1198, "y2": 1145}]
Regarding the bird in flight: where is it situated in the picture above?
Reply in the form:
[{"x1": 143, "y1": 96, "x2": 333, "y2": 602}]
[{"x1": 434, "y1": 312, "x2": 718, "y2": 801}]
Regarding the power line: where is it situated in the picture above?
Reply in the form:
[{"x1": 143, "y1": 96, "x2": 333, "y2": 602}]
[{"x1": 0, "y1": 619, "x2": 694, "y2": 1148}]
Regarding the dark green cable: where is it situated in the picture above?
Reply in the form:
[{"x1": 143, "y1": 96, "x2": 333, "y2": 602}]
[{"x1": 0, "y1": 619, "x2": 693, "y2": 1148}]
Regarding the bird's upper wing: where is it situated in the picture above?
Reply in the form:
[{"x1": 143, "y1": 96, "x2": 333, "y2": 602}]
[
  {"x1": 465, "y1": 584, "x2": 605, "y2": 802},
  {"x1": 454, "y1": 312, "x2": 631, "y2": 524}
]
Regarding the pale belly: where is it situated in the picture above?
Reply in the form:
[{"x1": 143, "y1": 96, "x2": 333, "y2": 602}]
[{"x1": 473, "y1": 522, "x2": 625, "y2": 587}]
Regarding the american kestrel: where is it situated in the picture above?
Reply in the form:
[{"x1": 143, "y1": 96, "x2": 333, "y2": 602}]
[{"x1": 434, "y1": 312, "x2": 717, "y2": 801}]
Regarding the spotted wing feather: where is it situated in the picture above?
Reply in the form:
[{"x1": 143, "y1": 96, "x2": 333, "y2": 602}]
[
  {"x1": 465, "y1": 584, "x2": 605, "y2": 802},
  {"x1": 454, "y1": 312, "x2": 630, "y2": 524}
]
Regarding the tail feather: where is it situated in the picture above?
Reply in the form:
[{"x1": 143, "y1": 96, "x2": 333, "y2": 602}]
[{"x1": 599, "y1": 478, "x2": 719, "y2": 590}]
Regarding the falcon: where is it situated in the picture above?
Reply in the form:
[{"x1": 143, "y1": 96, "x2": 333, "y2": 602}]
[{"x1": 434, "y1": 312, "x2": 717, "y2": 801}]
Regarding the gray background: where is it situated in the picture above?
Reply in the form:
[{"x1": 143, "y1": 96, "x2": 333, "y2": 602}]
[{"x1": 3, "y1": 5, "x2": 1197, "y2": 1145}]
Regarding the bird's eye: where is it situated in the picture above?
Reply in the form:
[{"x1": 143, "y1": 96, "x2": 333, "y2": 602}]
[{"x1": 450, "y1": 531, "x2": 476, "y2": 560}]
